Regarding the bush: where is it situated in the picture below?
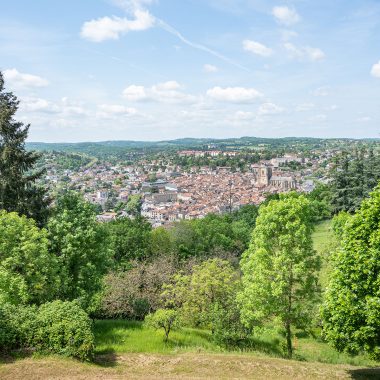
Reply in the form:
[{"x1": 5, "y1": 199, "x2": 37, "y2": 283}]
[
  {"x1": 145, "y1": 309, "x2": 181, "y2": 342},
  {"x1": 33, "y1": 301, "x2": 94, "y2": 360},
  {"x1": 0, "y1": 301, "x2": 94, "y2": 360},
  {"x1": 211, "y1": 301, "x2": 251, "y2": 347},
  {"x1": 0, "y1": 303, "x2": 37, "y2": 351}
]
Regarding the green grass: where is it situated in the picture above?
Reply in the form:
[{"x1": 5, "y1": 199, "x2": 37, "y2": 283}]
[
  {"x1": 312, "y1": 219, "x2": 336, "y2": 289},
  {"x1": 94, "y1": 320, "x2": 220, "y2": 354},
  {"x1": 93, "y1": 320, "x2": 377, "y2": 366}
]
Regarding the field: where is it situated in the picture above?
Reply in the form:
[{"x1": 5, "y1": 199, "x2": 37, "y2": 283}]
[{"x1": 1, "y1": 220, "x2": 379, "y2": 379}]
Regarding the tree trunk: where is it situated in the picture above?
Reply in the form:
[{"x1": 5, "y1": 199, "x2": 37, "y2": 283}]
[{"x1": 285, "y1": 320, "x2": 292, "y2": 358}]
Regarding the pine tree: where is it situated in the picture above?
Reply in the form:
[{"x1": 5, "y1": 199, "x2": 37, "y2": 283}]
[{"x1": 0, "y1": 71, "x2": 49, "y2": 225}]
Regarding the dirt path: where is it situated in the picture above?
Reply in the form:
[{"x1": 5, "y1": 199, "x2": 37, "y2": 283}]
[{"x1": 0, "y1": 353, "x2": 378, "y2": 379}]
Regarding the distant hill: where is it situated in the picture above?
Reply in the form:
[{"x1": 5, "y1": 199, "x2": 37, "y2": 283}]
[{"x1": 26, "y1": 136, "x2": 376, "y2": 158}]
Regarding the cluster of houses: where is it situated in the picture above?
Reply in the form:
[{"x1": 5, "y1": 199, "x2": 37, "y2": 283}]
[{"x1": 43, "y1": 150, "x2": 328, "y2": 227}]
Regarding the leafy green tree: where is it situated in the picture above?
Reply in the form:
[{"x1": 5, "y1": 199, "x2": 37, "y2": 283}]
[
  {"x1": 239, "y1": 195, "x2": 321, "y2": 358},
  {"x1": 145, "y1": 309, "x2": 181, "y2": 342},
  {"x1": 47, "y1": 192, "x2": 111, "y2": 305},
  {"x1": 307, "y1": 183, "x2": 333, "y2": 220},
  {"x1": 163, "y1": 259, "x2": 239, "y2": 331},
  {"x1": 0, "y1": 211, "x2": 58, "y2": 305},
  {"x1": 105, "y1": 216, "x2": 152, "y2": 265},
  {"x1": 0, "y1": 71, "x2": 49, "y2": 226},
  {"x1": 322, "y1": 185, "x2": 380, "y2": 360},
  {"x1": 126, "y1": 194, "x2": 142, "y2": 216},
  {"x1": 150, "y1": 227, "x2": 172, "y2": 256}
]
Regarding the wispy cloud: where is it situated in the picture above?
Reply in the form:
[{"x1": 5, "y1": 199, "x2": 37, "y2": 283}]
[{"x1": 156, "y1": 19, "x2": 250, "y2": 72}]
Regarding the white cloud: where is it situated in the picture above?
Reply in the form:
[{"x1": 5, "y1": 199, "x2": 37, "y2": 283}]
[
  {"x1": 203, "y1": 64, "x2": 218, "y2": 73},
  {"x1": 123, "y1": 85, "x2": 148, "y2": 101},
  {"x1": 20, "y1": 97, "x2": 59, "y2": 113},
  {"x1": 281, "y1": 29, "x2": 298, "y2": 41},
  {"x1": 258, "y1": 102, "x2": 284, "y2": 115},
  {"x1": 295, "y1": 102, "x2": 315, "y2": 112},
  {"x1": 98, "y1": 104, "x2": 137, "y2": 115},
  {"x1": 304, "y1": 46, "x2": 325, "y2": 61},
  {"x1": 207, "y1": 86, "x2": 263, "y2": 103},
  {"x1": 272, "y1": 6, "x2": 300, "y2": 26},
  {"x1": 3, "y1": 68, "x2": 49, "y2": 88},
  {"x1": 311, "y1": 114, "x2": 327, "y2": 121},
  {"x1": 357, "y1": 116, "x2": 371, "y2": 122},
  {"x1": 284, "y1": 43, "x2": 325, "y2": 61},
  {"x1": 18, "y1": 96, "x2": 87, "y2": 117},
  {"x1": 371, "y1": 61, "x2": 380, "y2": 78},
  {"x1": 123, "y1": 81, "x2": 196, "y2": 103},
  {"x1": 80, "y1": 10, "x2": 154, "y2": 42},
  {"x1": 234, "y1": 111, "x2": 254, "y2": 120},
  {"x1": 312, "y1": 86, "x2": 329, "y2": 96},
  {"x1": 243, "y1": 40, "x2": 273, "y2": 57}
]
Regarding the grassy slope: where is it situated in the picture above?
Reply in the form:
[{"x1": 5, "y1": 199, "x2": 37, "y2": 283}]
[{"x1": 1, "y1": 219, "x2": 379, "y2": 379}]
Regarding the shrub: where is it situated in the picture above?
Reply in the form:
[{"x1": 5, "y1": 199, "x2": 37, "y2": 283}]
[
  {"x1": 145, "y1": 309, "x2": 181, "y2": 342},
  {"x1": 0, "y1": 301, "x2": 94, "y2": 360},
  {"x1": 211, "y1": 301, "x2": 251, "y2": 347},
  {"x1": 33, "y1": 301, "x2": 94, "y2": 360},
  {"x1": 0, "y1": 303, "x2": 37, "y2": 351}
]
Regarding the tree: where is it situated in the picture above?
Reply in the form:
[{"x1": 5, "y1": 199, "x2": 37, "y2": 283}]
[
  {"x1": 162, "y1": 258, "x2": 239, "y2": 330},
  {"x1": 47, "y1": 192, "x2": 111, "y2": 306},
  {"x1": 150, "y1": 227, "x2": 172, "y2": 256},
  {"x1": 238, "y1": 195, "x2": 321, "y2": 358},
  {"x1": 322, "y1": 184, "x2": 380, "y2": 360},
  {"x1": 0, "y1": 211, "x2": 58, "y2": 305},
  {"x1": 145, "y1": 309, "x2": 181, "y2": 342},
  {"x1": 126, "y1": 194, "x2": 141, "y2": 216},
  {"x1": 105, "y1": 216, "x2": 152, "y2": 265},
  {"x1": 101, "y1": 256, "x2": 177, "y2": 319},
  {"x1": 0, "y1": 72, "x2": 49, "y2": 226}
]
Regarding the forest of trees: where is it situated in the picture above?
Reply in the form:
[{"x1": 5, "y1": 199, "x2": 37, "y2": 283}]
[{"x1": 1, "y1": 70, "x2": 380, "y2": 363}]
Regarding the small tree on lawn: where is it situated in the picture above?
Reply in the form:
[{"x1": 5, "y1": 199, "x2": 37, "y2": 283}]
[
  {"x1": 238, "y1": 194, "x2": 321, "y2": 358},
  {"x1": 145, "y1": 309, "x2": 180, "y2": 342}
]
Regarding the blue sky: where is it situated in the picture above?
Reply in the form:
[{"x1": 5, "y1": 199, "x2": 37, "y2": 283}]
[{"x1": 1, "y1": 0, "x2": 380, "y2": 142}]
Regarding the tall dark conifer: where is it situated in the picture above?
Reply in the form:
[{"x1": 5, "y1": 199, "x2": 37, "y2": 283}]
[{"x1": 0, "y1": 71, "x2": 49, "y2": 225}]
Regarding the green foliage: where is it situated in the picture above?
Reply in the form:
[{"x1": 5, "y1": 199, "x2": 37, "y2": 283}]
[
  {"x1": 211, "y1": 300, "x2": 251, "y2": 347},
  {"x1": 162, "y1": 259, "x2": 239, "y2": 330},
  {"x1": 126, "y1": 194, "x2": 142, "y2": 216},
  {"x1": 331, "y1": 211, "x2": 351, "y2": 238},
  {"x1": 105, "y1": 216, "x2": 152, "y2": 265},
  {"x1": 0, "y1": 71, "x2": 49, "y2": 226},
  {"x1": 0, "y1": 303, "x2": 37, "y2": 351},
  {"x1": 101, "y1": 256, "x2": 177, "y2": 319},
  {"x1": 145, "y1": 309, "x2": 181, "y2": 342},
  {"x1": 150, "y1": 227, "x2": 172, "y2": 256},
  {"x1": 308, "y1": 183, "x2": 333, "y2": 220},
  {"x1": 0, "y1": 301, "x2": 94, "y2": 360},
  {"x1": 239, "y1": 195, "x2": 321, "y2": 358},
  {"x1": 47, "y1": 192, "x2": 112, "y2": 306},
  {"x1": 169, "y1": 209, "x2": 257, "y2": 260},
  {"x1": 330, "y1": 148, "x2": 380, "y2": 214},
  {"x1": 0, "y1": 211, "x2": 58, "y2": 305},
  {"x1": 322, "y1": 184, "x2": 380, "y2": 360},
  {"x1": 33, "y1": 301, "x2": 94, "y2": 360}
]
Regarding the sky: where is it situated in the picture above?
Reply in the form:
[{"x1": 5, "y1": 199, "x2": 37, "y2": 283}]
[{"x1": 1, "y1": 0, "x2": 380, "y2": 142}]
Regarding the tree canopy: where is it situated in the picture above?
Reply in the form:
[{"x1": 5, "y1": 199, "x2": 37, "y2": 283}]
[
  {"x1": 0, "y1": 71, "x2": 49, "y2": 226},
  {"x1": 239, "y1": 194, "x2": 321, "y2": 358},
  {"x1": 322, "y1": 184, "x2": 380, "y2": 360}
]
